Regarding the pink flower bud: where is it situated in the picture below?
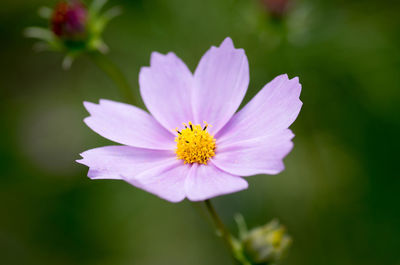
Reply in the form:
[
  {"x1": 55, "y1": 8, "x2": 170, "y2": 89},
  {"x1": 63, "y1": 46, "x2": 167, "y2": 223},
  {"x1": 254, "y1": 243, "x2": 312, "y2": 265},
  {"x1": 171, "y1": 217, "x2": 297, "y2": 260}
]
[
  {"x1": 51, "y1": 1, "x2": 87, "y2": 39},
  {"x1": 260, "y1": 0, "x2": 292, "y2": 18}
]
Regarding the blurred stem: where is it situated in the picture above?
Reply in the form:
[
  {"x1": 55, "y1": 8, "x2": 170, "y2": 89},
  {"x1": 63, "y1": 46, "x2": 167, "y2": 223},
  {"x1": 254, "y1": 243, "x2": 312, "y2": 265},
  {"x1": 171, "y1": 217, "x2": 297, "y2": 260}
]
[
  {"x1": 204, "y1": 200, "x2": 234, "y2": 249},
  {"x1": 88, "y1": 52, "x2": 137, "y2": 105},
  {"x1": 204, "y1": 200, "x2": 251, "y2": 265}
]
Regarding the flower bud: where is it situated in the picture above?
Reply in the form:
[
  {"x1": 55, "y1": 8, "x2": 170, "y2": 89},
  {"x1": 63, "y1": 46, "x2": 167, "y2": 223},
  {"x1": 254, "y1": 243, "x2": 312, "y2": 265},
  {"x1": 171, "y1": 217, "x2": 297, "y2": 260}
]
[
  {"x1": 242, "y1": 219, "x2": 292, "y2": 265},
  {"x1": 51, "y1": 1, "x2": 88, "y2": 40},
  {"x1": 260, "y1": 0, "x2": 292, "y2": 18},
  {"x1": 25, "y1": 0, "x2": 121, "y2": 69}
]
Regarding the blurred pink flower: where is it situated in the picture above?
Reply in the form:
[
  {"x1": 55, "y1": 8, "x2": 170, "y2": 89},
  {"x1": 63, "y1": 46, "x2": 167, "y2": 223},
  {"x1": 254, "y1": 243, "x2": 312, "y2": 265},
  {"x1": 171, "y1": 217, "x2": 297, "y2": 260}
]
[{"x1": 77, "y1": 37, "x2": 302, "y2": 202}]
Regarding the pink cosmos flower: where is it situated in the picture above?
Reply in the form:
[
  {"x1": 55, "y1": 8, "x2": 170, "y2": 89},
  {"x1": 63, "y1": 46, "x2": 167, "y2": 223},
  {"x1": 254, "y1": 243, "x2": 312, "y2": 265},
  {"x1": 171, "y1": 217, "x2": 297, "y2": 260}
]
[{"x1": 77, "y1": 37, "x2": 302, "y2": 202}]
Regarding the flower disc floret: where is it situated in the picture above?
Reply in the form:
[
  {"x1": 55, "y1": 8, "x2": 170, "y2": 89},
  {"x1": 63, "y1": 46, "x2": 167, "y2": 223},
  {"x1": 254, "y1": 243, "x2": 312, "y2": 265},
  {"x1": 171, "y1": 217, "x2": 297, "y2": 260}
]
[{"x1": 175, "y1": 122, "x2": 216, "y2": 164}]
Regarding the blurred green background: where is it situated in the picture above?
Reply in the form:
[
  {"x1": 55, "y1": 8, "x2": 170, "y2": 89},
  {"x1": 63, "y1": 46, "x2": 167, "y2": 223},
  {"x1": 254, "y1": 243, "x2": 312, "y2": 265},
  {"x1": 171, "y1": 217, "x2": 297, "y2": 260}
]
[{"x1": 1, "y1": 0, "x2": 399, "y2": 264}]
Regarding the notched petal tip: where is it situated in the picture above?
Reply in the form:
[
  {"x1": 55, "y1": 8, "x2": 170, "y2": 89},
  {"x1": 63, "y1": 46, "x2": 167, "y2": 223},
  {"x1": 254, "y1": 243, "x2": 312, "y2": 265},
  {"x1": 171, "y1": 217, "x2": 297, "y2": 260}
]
[
  {"x1": 75, "y1": 150, "x2": 93, "y2": 165},
  {"x1": 98, "y1": 98, "x2": 135, "y2": 109},
  {"x1": 138, "y1": 66, "x2": 151, "y2": 79},
  {"x1": 205, "y1": 37, "x2": 243, "y2": 55},
  {"x1": 273, "y1": 74, "x2": 302, "y2": 100},
  {"x1": 286, "y1": 129, "x2": 296, "y2": 140},
  {"x1": 77, "y1": 149, "x2": 91, "y2": 159},
  {"x1": 83, "y1": 116, "x2": 92, "y2": 127},
  {"x1": 220, "y1": 37, "x2": 234, "y2": 48},
  {"x1": 267, "y1": 162, "x2": 286, "y2": 175},
  {"x1": 83, "y1": 101, "x2": 100, "y2": 115},
  {"x1": 150, "y1": 51, "x2": 164, "y2": 65},
  {"x1": 275, "y1": 73, "x2": 289, "y2": 82},
  {"x1": 276, "y1": 73, "x2": 300, "y2": 81},
  {"x1": 166, "y1": 51, "x2": 177, "y2": 57},
  {"x1": 149, "y1": 51, "x2": 179, "y2": 66},
  {"x1": 290, "y1": 76, "x2": 299, "y2": 83},
  {"x1": 218, "y1": 37, "x2": 246, "y2": 55},
  {"x1": 75, "y1": 158, "x2": 85, "y2": 164},
  {"x1": 279, "y1": 74, "x2": 301, "y2": 87},
  {"x1": 83, "y1": 100, "x2": 95, "y2": 108},
  {"x1": 274, "y1": 74, "x2": 301, "y2": 89},
  {"x1": 98, "y1": 98, "x2": 111, "y2": 105}
]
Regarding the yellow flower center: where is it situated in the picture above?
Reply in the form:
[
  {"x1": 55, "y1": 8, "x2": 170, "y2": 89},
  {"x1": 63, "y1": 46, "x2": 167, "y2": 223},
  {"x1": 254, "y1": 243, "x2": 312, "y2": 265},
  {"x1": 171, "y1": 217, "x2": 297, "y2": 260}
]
[{"x1": 175, "y1": 122, "x2": 216, "y2": 164}]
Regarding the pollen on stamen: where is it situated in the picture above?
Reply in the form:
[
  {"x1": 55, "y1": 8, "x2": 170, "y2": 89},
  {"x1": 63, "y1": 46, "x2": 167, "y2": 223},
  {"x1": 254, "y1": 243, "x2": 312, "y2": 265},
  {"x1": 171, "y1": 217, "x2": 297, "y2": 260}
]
[{"x1": 175, "y1": 121, "x2": 216, "y2": 164}]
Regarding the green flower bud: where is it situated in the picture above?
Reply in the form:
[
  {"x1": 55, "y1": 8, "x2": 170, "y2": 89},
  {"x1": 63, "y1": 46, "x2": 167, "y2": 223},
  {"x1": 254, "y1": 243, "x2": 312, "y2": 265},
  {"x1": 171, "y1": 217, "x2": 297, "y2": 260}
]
[{"x1": 242, "y1": 219, "x2": 292, "y2": 265}]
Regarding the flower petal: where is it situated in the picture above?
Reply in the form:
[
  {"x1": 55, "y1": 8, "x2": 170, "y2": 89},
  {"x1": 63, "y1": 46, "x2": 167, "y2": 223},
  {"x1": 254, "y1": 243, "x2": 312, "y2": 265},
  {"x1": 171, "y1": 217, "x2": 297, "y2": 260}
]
[
  {"x1": 124, "y1": 161, "x2": 192, "y2": 203},
  {"x1": 185, "y1": 162, "x2": 248, "y2": 201},
  {"x1": 84, "y1": 99, "x2": 174, "y2": 150},
  {"x1": 216, "y1": 74, "x2": 302, "y2": 144},
  {"x1": 77, "y1": 145, "x2": 175, "y2": 179},
  {"x1": 193, "y1": 37, "x2": 249, "y2": 134},
  {"x1": 139, "y1": 52, "x2": 194, "y2": 130},
  {"x1": 212, "y1": 129, "x2": 295, "y2": 176}
]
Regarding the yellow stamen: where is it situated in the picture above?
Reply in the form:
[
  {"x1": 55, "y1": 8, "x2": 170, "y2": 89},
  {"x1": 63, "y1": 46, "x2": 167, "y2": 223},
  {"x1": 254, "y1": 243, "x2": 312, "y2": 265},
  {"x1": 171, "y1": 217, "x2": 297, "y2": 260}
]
[{"x1": 175, "y1": 121, "x2": 216, "y2": 164}]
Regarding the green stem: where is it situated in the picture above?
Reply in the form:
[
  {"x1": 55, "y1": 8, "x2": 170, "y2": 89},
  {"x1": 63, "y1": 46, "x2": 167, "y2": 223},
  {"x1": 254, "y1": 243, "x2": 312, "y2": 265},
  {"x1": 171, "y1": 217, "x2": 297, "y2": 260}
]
[
  {"x1": 89, "y1": 52, "x2": 137, "y2": 105},
  {"x1": 204, "y1": 200, "x2": 234, "y2": 249},
  {"x1": 204, "y1": 200, "x2": 251, "y2": 265}
]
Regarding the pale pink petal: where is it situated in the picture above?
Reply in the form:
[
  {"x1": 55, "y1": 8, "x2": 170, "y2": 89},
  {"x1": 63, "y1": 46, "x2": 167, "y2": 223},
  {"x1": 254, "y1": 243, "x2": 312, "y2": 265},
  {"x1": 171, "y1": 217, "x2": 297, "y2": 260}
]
[
  {"x1": 216, "y1": 74, "x2": 302, "y2": 144},
  {"x1": 193, "y1": 37, "x2": 249, "y2": 134},
  {"x1": 139, "y1": 52, "x2": 194, "y2": 130},
  {"x1": 77, "y1": 145, "x2": 175, "y2": 179},
  {"x1": 84, "y1": 99, "x2": 175, "y2": 150},
  {"x1": 124, "y1": 161, "x2": 192, "y2": 203},
  {"x1": 212, "y1": 129, "x2": 295, "y2": 176},
  {"x1": 185, "y1": 162, "x2": 248, "y2": 201}
]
